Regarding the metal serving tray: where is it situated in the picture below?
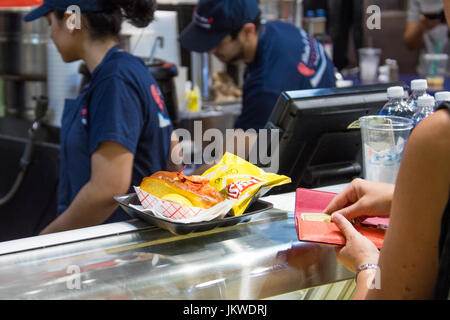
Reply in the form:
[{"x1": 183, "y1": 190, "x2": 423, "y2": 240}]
[{"x1": 114, "y1": 193, "x2": 274, "y2": 235}]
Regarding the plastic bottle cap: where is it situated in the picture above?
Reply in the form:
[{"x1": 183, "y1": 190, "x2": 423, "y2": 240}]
[
  {"x1": 435, "y1": 91, "x2": 450, "y2": 102},
  {"x1": 387, "y1": 86, "x2": 405, "y2": 99},
  {"x1": 417, "y1": 95, "x2": 435, "y2": 107},
  {"x1": 411, "y1": 79, "x2": 428, "y2": 91}
]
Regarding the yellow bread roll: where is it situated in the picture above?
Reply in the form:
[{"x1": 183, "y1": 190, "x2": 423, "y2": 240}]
[
  {"x1": 161, "y1": 194, "x2": 193, "y2": 207},
  {"x1": 140, "y1": 171, "x2": 225, "y2": 209}
]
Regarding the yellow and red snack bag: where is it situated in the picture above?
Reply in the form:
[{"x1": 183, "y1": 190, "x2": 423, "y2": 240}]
[{"x1": 202, "y1": 153, "x2": 291, "y2": 216}]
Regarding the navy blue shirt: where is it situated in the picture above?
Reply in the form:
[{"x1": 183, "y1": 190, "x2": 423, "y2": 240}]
[
  {"x1": 58, "y1": 46, "x2": 173, "y2": 223},
  {"x1": 235, "y1": 21, "x2": 336, "y2": 131}
]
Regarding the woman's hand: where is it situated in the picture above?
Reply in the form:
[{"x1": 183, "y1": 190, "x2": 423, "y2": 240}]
[
  {"x1": 331, "y1": 213, "x2": 380, "y2": 273},
  {"x1": 324, "y1": 178, "x2": 394, "y2": 221}
]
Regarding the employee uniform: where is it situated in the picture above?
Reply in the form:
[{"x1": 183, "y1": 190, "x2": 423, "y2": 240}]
[
  {"x1": 407, "y1": 0, "x2": 450, "y2": 74},
  {"x1": 434, "y1": 102, "x2": 450, "y2": 300},
  {"x1": 58, "y1": 46, "x2": 173, "y2": 223},
  {"x1": 235, "y1": 21, "x2": 336, "y2": 131}
]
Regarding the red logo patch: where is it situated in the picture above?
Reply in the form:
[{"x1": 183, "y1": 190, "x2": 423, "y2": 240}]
[
  {"x1": 226, "y1": 178, "x2": 262, "y2": 200},
  {"x1": 81, "y1": 108, "x2": 88, "y2": 126},
  {"x1": 151, "y1": 84, "x2": 165, "y2": 113},
  {"x1": 194, "y1": 9, "x2": 214, "y2": 29},
  {"x1": 297, "y1": 62, "x2": 316, "y2": 76}
]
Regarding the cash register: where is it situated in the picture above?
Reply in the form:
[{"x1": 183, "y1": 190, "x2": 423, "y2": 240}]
[{"x1": 257, "y1": 82, "x2": 408, "y2": 193}]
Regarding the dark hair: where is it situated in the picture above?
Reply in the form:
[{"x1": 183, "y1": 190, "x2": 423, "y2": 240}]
[
  {"x1": 230, "y1": 12, "x2": 262, "y2": 40},
  {"x1": 55, "y1": 0, "x2": 157, "y2": 40}
]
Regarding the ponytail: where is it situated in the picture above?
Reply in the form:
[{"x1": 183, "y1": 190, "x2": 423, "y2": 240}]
[
  {"x1": 98, "y1": 0, "x2": 157, "y2": 28},
  {"x1": 55, "y1": 0, "x2": 157, "y2": 40}
]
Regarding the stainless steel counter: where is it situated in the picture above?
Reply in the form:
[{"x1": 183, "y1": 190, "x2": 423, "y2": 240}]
[{"x1": 0, "y1": 186, "x2": 352, "y2": 300}]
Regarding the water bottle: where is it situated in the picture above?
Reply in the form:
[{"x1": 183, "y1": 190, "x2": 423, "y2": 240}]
[
  {"x1": 406, "y1": 79, "x2": 431, "y2": 113},
  {"x1": 413, "y1": 95, "x2": 435, "y2": 126},
  {"x1": 380, "y1": 86, "x2": 413, "y2": 118},
  {"x1": 434, "y1": 91, "x2": 450, "y2": 109}
]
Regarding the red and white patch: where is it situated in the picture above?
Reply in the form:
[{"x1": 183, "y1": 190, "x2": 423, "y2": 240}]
[
  {"x1": 226, "y1": 178, "x2": 263, "y2": 200},
  {"x1": 193, "y1": 9, "x2": 214, "y2": 29},
  {"x1": 151, "y1": 84, "x2": 165, "y2": 113}
]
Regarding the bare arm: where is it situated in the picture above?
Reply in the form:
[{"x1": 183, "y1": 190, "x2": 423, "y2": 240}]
[
  {"x1": 365, "y1": 110, "x2": 450, "y2": 299},
  {"x1": 40, "y1": 142, "x2": 134, "y2": 234},
  {"x1": 404, "y1": 21, "x2": 426, "y2": 51},
  {"x1": 404, "y1": 17, "x2": 442, "y2": 51},
  {"x1": 332, "y1": 110, "x2": 450, "y2": 299}
]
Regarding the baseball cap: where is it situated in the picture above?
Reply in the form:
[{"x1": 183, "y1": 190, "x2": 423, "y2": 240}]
[
  {"x1": 179, "y1": 0, "x2": 260, "y2": 53},
  {"x1": 24, "y1": 0, "x2": 103, "y2": 22}
]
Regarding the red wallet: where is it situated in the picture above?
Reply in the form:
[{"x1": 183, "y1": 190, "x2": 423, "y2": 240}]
[{"x1": 294, "y1": 188, "x2": 389, "y2": 249}]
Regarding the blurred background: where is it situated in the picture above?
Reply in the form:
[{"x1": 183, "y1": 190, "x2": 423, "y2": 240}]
[{"x1": 0, "y1": 0, "x2": 441, "y2": 124}]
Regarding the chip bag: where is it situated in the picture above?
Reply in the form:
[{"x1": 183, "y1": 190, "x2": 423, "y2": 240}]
[{"x1": 202, "y1": 153, "x2": 291, "y2": 216}]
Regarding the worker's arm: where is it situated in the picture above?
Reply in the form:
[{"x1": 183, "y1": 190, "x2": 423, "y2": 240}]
[
  {"x1": 404, "y1": 20, "x2": 426, "y2": 50},
  {"x1": 404, "y1": 16, "x2": 442, "y2": 50},
  {"x1": 40, "y1": 142, "x2": 134, "y2": 234},
  {"x1": 404, "y1": 0, "x2": 442, "y2": 51}
]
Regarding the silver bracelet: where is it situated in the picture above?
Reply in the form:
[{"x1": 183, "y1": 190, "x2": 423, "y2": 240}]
[{"x1": 355, "y1": 263, "x2": 379, "y2": 280}]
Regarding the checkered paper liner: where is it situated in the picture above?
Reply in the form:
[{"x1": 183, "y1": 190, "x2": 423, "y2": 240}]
[{"x1": 131, "y1": 187, "x2": 236, "y2": 224}]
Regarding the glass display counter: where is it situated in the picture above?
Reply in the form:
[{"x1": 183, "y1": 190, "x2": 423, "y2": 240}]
[{"x1": 0, "y1": 187, "x2": 354, "y2": 300}]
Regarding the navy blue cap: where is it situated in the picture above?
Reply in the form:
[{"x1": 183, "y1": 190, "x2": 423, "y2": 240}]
[
  {"x1": 24, "y1": 0, "x2": 103, "y2": 22},
  {"x1": 179, "y1": 0, "x2": 260, "y2": 53}
]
